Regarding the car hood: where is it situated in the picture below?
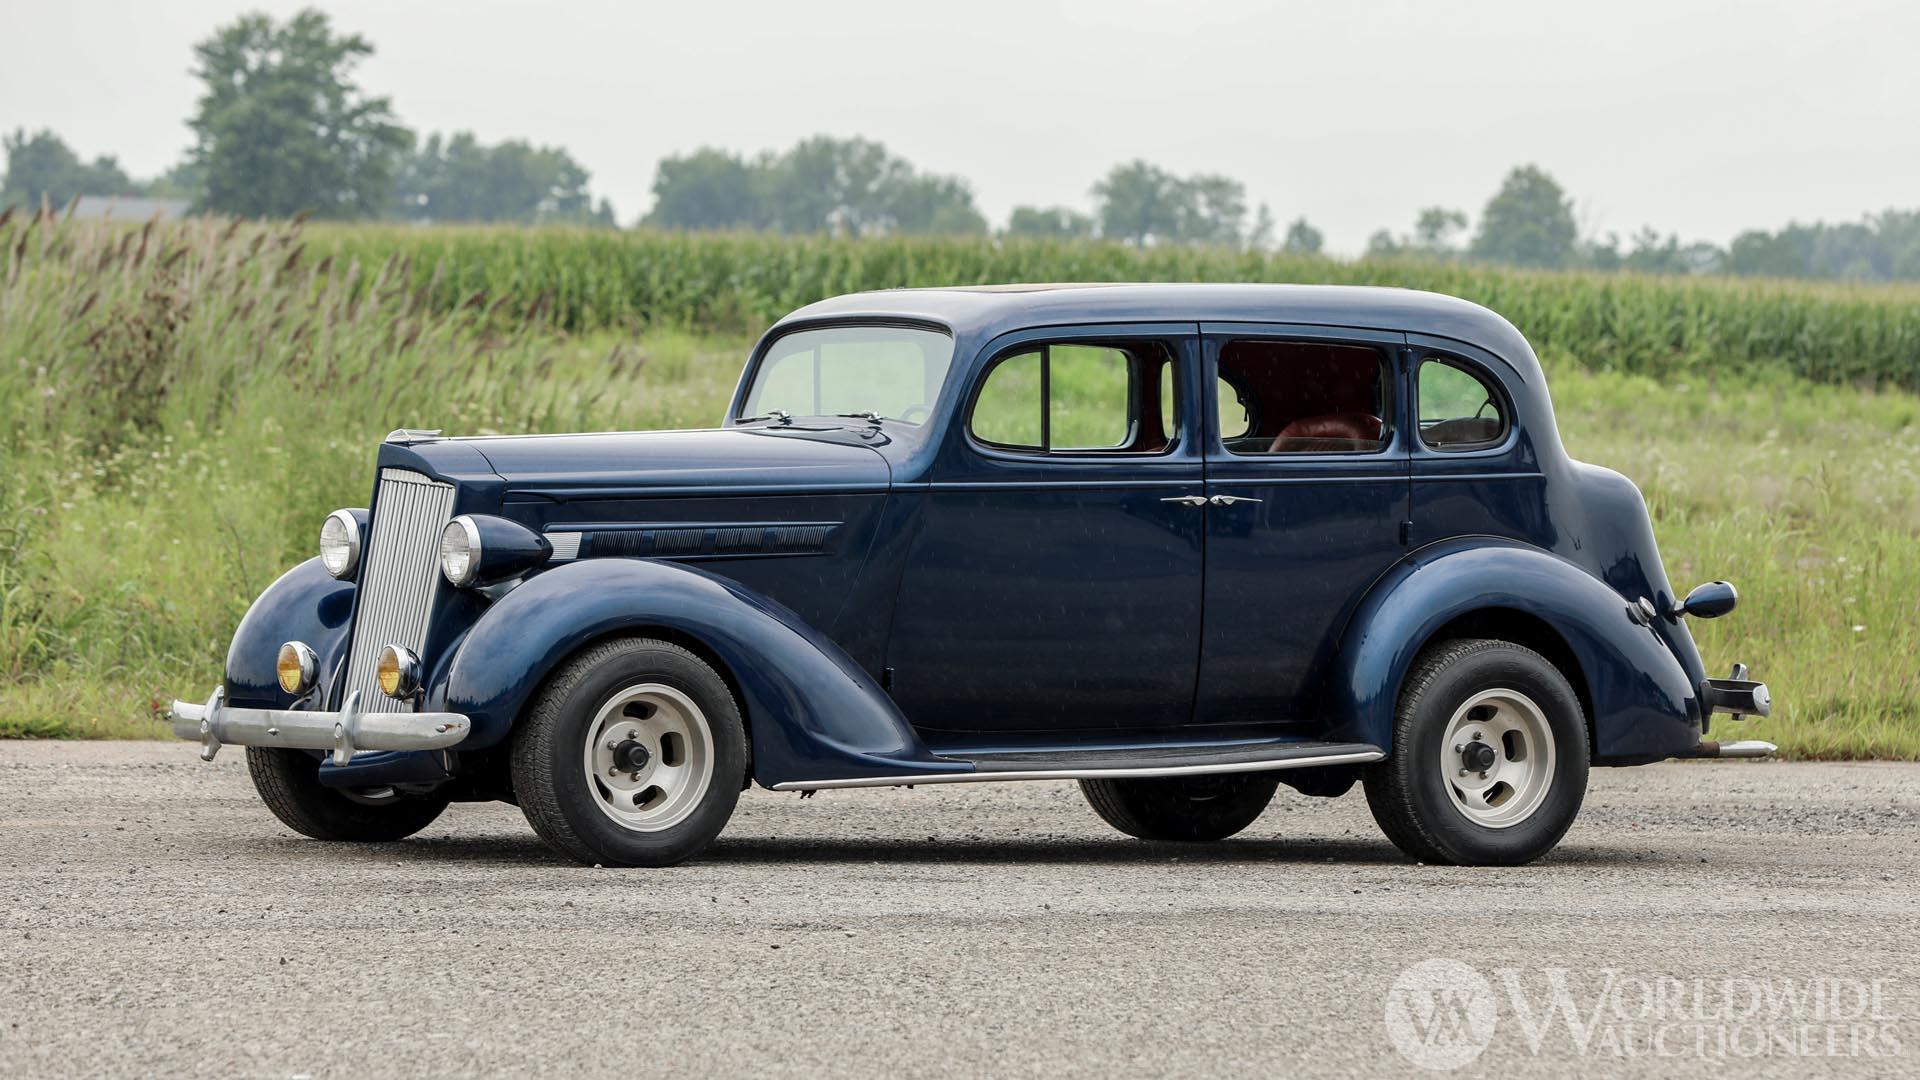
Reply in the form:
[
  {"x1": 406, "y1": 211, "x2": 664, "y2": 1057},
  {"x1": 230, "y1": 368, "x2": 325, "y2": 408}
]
[{"x1": 446, "y1": 426, "x2": 892, "y2": 495}]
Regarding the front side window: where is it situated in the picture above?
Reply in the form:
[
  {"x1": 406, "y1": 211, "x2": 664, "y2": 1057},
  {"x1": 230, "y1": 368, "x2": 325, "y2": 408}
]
[
  {"x1": 1216, "y1": 340, "x2": 1391, "y2": 454},
  {"x1": 969, "y1": 341, "x2": 1178, "y2": 454},
  {"x1": 740, "y1": 324, "x2": 954, "y2": 425},
  {"x1": 1417, "y1": 358, "x2": 1508, "y2": 450}
]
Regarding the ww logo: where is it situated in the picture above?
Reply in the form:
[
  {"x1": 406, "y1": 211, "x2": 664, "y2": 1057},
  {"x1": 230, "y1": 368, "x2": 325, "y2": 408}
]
[{"x1": 1384, "y1": 959, "x2": 1499, "y2": 1070}]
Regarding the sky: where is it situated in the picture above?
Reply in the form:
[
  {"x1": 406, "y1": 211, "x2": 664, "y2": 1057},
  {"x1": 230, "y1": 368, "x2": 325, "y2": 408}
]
[{"x1": 4, "y1": 0, "x2": 1917, "y2": 254}]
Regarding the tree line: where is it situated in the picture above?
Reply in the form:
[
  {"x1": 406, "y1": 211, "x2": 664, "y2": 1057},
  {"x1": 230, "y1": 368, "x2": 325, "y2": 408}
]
[
  {"x1": 1, "y1": 10, "x2": 612, "y2": 226},
  {"x1": 5, "y1": 7, "x2": 1918, "y2": 281}
]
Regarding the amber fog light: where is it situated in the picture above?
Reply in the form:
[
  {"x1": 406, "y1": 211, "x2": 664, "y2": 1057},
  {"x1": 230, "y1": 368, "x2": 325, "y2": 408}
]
[
  {"x1": 375, "y1": 645, "x2": 421, "y2": 699},
  {"x1": 276, "y1": 641, "x2": 318, "y2": 695}
]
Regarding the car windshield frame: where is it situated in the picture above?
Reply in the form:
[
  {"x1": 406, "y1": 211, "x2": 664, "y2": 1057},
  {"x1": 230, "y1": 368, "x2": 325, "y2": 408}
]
[{"x1": 736, "y1": 320, "x2": 958, "y2": 427}]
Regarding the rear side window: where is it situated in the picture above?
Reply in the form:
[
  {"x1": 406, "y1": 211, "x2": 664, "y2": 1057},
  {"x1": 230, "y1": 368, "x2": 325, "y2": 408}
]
[
  {"x1": 1417, "y1": 359, "x2": 1508, "y2": 451},
  {"x1": 1214, "y1": 340, "x2": 1391, "y2": 455},
  {"x1": 969, "y1": 341, "x2": 1179, "y2": 455}
]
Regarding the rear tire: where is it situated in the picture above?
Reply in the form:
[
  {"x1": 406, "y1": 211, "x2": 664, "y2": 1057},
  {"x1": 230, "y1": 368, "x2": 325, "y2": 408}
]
[
  {"x1": 246, "y1": 747, "x2": 450, "y2": 842},
  {"x1": 1080, "y1": 773, "x2": 1279, "y2": 841},
  {"x1": 511, "y1": 637, "x2": 746, "y2": 867},
  {"x1": 1363, "y1": 638, "x2": 1588, "y2": 865}
]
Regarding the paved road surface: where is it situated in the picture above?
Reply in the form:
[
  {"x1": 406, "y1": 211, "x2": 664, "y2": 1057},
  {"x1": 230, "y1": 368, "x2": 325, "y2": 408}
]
[{"x1": 2, "y1": 742, "x2": 1916, "y2": 1078}]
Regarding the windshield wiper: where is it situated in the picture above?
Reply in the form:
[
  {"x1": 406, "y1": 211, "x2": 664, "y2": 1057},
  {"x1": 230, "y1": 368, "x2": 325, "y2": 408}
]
[
  {"x1": 737, "y1": 409, "x2": 792, "y2": 425},
  {"x1": 835, "y1": 411, "x2": 883, "y2": 425}
]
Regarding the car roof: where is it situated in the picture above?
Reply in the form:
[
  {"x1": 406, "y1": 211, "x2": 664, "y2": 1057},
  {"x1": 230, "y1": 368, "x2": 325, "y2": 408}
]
[{"x1": 776, "y1": 282, "x2": 1540, "y2": 375}]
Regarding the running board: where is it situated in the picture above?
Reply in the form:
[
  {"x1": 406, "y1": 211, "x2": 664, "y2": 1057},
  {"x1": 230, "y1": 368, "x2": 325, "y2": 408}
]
[{"x1": 769, "y1": 742, "x2": 1385, "y2": 792}]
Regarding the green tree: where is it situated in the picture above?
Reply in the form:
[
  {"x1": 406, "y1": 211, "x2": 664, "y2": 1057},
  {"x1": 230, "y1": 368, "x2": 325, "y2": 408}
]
[
  {"x1": 643, "y1": 147, "x2": 763, "y2": 230},
  {"x1": 1, "y1": 129, "x2": 136, "y2": 209},
  {"x1": 1177, "y1": 175, "x2": 1248, "y2": 246},
  {"x1": 1364, "y1": 229, "x2": 1401, "y2": 258},
  {"x1": 1470, "y1": 165, "x2": 1578, "y2": 269},
  {"x1": 1413, "y1": 206, "x2": 1468, "y2": 254},
  {"x1": 884, "y1": 174, "x2": 987, "y2": 234},
  {"x1": 1091, "y1": 160, "x2": 1185, "y2": 246},
  {"x1": 1619, "y1": 227, "x2": 1690, "y2": 274},
  {"x1": 645, "y1": 136, "x2": 983, "y2": 236},
  {"x1": 1724, "y1": 229, "x2": 1804, "y2": 277},
  {"x1": 188, "y1": 9, "x2": 411, "y2": 218},
  {"x1": 397, "y1": 132, "x2": 606, "y2": 224},
  {"x1": 1091, "y1": 161, "x2": 1248, "y2": 247},
  {"x1": 1281, "y1": 217, "x2": 1324, "y2": 255},
  {"x1": 1006, "y1": 205, "x2": 1095, "y2": 239},
  {"x1": 764, "y1": 136, "x2": 904, "y2": 234},
  {"x1": 144, "y1": 158, "x2": 205, "y2": 202}
]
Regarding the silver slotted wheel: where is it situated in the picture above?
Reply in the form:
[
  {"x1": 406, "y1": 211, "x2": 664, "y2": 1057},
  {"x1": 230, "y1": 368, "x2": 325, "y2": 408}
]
[
  {"x1": 1364, "y1": 638, "x2": 1589, "y2": 866},
  {"x1": 582, "y1": 684, "x2": 716, "y2": 832},
  {"x1": 1437, "y1": 689, "x2": 1556, "y2": 828},
  {"x1": 513, "y1": 637, "x2": 747, "y2": 867}
]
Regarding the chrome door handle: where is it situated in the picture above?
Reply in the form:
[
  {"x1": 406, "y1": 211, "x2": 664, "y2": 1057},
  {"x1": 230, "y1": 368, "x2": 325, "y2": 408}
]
[
  {"x1": 1159, "y1": 495, "x2": 1209, "y2": 507},
  {"x1": 1209, "y1": 495, "x2": 1262, "y2": 506}
]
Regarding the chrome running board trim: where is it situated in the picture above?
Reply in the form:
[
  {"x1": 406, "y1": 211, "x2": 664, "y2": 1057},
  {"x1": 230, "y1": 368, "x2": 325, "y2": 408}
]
[{"x1": 770, "y1": 747, "x2": 1386, "y2": 791}]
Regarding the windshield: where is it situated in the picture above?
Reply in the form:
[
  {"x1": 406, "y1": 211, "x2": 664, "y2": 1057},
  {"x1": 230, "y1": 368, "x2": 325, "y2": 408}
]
[{"x1": 739, "y1": 324, "x2": 955, "y2": 425}]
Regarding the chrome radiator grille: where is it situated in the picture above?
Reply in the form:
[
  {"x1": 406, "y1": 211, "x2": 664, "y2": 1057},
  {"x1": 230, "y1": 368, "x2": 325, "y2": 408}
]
[{"x1": 341, "y1": 468, "x2": 455, "y2": 713}]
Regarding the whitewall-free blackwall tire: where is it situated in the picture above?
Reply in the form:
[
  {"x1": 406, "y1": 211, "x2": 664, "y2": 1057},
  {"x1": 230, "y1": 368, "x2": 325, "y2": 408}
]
[
  {"x1": 1363, "y1": 638, "x2": 1588, "y2": 865},
  {"x1": 510, "y1": 637, "x2": 746, "y2": 867}
]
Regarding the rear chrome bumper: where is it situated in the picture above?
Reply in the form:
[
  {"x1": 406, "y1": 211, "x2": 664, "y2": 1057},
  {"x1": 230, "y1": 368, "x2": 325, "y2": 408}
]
[{"x1": 168, "y1": 686, "x2": 471, "y2": 766}]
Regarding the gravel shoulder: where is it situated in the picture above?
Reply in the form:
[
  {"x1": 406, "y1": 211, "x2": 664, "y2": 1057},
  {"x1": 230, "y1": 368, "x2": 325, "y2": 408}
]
[{"x1": 3, "y1": 741, "x2": 1917, "y2": 1078}]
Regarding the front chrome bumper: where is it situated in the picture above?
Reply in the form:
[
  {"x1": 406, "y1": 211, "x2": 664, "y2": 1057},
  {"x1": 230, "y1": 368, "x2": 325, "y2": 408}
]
[{"x1": 168, "y1": 686, "x2": 471, "y2": 766}]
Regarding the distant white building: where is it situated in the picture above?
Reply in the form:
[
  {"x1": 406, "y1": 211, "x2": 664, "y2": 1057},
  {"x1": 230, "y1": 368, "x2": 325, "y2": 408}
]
[{"x1": 66, "y1": 196, "x2": 193, "y2": 222}]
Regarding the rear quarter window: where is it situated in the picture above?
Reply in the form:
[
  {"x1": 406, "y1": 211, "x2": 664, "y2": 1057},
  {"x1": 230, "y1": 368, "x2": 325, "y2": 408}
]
[{"x1": 1417, "y1": 359, "x2": 1509, "y2": 451}]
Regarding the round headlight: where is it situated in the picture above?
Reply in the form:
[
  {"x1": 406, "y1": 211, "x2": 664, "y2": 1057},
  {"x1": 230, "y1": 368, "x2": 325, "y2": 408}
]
[
  {"x1": 440, "y1": 516, "x2": 482, "y2": 586},
  {"x1": 276, "y1": 641, "x2": 318, "y2": 695},
  {"x1": 375, "y1": 644, "x2": 421, "y2": 699},
  {"x1": 319, "y1": 510, "x2": 362, "y2": 579}
]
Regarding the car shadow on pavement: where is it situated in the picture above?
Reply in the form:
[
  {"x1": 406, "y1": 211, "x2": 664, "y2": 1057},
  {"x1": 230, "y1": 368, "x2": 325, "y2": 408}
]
[
  {"x1": 264, "y1": 831, "x2": 1431, "y2": 867},
  {"x1": 701, "y1": 835, "x2": 1419, "y2": 866},
  {"x1": 248, "y1": 831, "x2": 1648, "y2": 869}
]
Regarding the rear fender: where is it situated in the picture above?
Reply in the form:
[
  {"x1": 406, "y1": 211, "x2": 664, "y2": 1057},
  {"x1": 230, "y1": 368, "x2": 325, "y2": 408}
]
[
  {"x1": 442, "y1": 558, "x2": 950, "y2": 787},
  {"x1": 1325, "y1": 539, "x2": 1702, "y2": 761}
]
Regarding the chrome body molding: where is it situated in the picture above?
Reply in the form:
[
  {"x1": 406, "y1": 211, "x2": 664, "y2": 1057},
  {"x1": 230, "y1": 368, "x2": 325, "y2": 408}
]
[
  {"x1": 769, "y1": 747, "x2": 1386, "y2": 791},
  {"x1": 544, "y1": 531, "x2": 583, "y2": 561},
  {"x1": 169, "y1": 685, "x2": 470, "y2": 766}
]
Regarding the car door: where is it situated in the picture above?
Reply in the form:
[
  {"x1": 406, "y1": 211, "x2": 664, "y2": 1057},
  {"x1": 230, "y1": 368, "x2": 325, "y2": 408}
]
[
  {"x1": 1194, "y1": 324, "x2": 1412, "y2": 728},
  {"x1": 886, "y1": 324, "x2": 1207, "y2": 740}
]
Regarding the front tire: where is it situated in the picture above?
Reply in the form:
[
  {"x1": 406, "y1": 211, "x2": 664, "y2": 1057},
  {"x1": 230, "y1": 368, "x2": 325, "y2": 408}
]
[
  {"x1": 246, "y1": 747, "x2": 450, "y2": 842},
  {"x1": 1080, "y1": 773, "x2": 1279, "y2": 841},
  {"x1": 511, "y1": 637, "x2": 746, "y2": 867},
  {"x1": 1363, "y1": 638, "x2": 1589, "y2": 865}
]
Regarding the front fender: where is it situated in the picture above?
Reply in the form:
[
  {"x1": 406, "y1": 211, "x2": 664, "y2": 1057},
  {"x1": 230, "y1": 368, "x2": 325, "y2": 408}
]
[
  {"x1": 1326, "y1": 539, "x2": 1702, "y2": 761},
  {"x1": 442, "y1": 559, "x2": 952, "y2": 787},
  {"x1": 224, "y1": 558, "x2": 356, "y2": 709}
]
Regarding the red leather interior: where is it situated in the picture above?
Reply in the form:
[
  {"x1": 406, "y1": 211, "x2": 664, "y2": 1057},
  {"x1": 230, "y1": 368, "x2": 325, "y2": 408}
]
[{"x1": 1269, "y1": 412, "x2": 1382, "y2": 451}]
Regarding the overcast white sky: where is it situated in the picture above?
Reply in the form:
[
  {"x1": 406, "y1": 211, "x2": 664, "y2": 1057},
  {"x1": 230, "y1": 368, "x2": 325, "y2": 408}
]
[{"x1": 4, "y1": 0, "x2": 1917, "y2": 253}]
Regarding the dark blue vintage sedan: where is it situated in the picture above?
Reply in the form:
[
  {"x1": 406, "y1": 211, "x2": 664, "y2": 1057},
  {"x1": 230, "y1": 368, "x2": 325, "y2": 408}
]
[{"x1": 170, "y1": 284, "x2": 1772, "y2": 866}]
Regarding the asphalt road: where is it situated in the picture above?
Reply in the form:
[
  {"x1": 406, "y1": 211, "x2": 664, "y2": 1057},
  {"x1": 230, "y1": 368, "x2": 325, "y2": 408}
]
[{"x1": 2, "y1": 742, "x2": 1917, "y2": 1079}]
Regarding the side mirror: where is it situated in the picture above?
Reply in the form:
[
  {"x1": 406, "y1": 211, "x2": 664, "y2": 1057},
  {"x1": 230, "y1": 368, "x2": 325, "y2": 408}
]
[{"x1": 1677, "y1": 580, "x2": 1738, "y2": 619}]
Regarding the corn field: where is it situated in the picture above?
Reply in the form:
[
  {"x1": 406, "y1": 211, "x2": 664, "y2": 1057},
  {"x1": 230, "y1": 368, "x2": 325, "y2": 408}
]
[{"x1": 308, "y1": 222, "x2": 1920, "y2": 389}]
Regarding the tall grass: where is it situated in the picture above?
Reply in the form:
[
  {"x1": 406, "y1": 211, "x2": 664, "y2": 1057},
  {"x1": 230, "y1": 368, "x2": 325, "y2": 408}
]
[
  {"x1": 306, "y1": 225, "x2": 1920, "y2": 390},
  {"x1": 1, "y1": 211, "x2": 1915, "y2": 757}
]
